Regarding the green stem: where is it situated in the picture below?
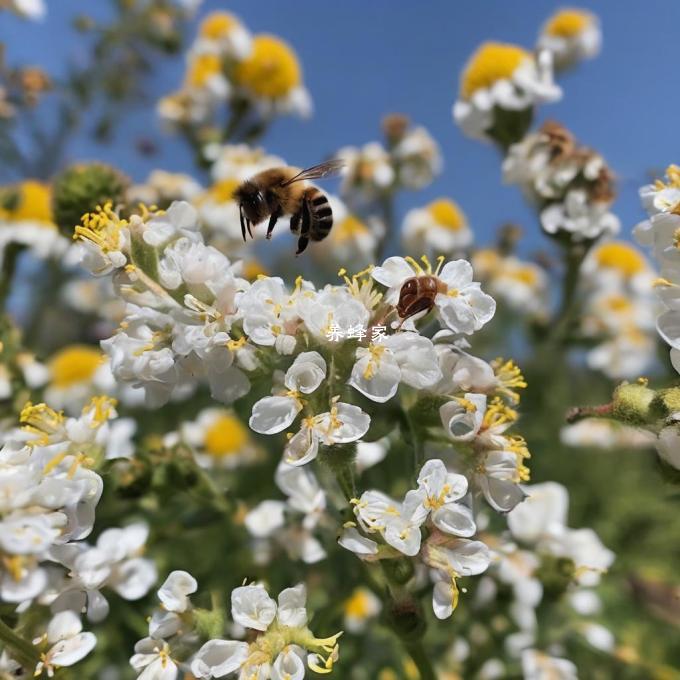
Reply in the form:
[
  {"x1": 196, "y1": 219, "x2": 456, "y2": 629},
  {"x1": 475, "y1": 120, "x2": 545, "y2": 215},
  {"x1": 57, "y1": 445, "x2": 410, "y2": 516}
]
[
  {"x1": 402, "y1": 638, "x2": 437, "y2": 680},
  {"x1": 547, "y1": 239, "x2": 593, "y2": 346},
  {"x1": 0, "y1": 243, "x2": 24, "y2": 312},
  {"x1": 0, "y1": 617, "x2": 39, "y2": 671},
  {"x1": 376, "y1": 191, "x2": 396, "y2": 261}
]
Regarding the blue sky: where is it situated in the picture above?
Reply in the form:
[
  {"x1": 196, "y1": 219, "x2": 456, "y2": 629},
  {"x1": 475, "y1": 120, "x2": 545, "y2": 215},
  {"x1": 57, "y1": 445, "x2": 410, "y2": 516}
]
[{"x1": 1, "y1": 0, "x2": 679, "y2": 251}]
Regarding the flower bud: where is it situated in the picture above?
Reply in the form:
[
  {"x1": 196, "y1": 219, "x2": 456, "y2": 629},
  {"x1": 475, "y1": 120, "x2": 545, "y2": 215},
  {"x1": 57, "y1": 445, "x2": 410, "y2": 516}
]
[{"x1": 52, "y1": 162, "x2": 129, "y2": 237}]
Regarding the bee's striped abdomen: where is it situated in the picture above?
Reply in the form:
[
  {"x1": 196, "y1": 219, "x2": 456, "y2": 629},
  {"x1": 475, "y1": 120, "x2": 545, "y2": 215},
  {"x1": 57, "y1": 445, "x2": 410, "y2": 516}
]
[{"x1": 304, "y1": 187, "x2": 333, "y2": 242}]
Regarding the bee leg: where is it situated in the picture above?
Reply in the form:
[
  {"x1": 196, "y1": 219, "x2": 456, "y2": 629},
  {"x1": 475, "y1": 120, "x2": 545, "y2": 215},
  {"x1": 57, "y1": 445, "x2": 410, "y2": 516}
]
[
  {"x1": 295, "y1": 197, "x2": 312, "y2": 256},
  {"x1": 295, "y1": 236, "x2": 310, "y2": 255},
  {"x1": 239, "y1": 204, "x2": 247, "y2": 242},
  {"x1": 290, "y1": 211, "x2": 301, "y2": 235},
  {"x1": 266, "y1": 208, "x2": 282, "y2": 240}
]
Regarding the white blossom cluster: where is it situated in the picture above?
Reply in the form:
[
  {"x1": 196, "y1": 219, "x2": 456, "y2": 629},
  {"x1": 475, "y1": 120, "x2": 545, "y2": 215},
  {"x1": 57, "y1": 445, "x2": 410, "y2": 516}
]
[
  {"x1": 130, "y1": 573, "x2": 341, "y2": 680},
  {"x1": 0, "y1": 397, "x2": 157, "y2": 676},
  {"x1": 579, "y1": 240, "x2": 658, "y2": 379},
  {"x1": 338, "y1": 117, "x2": 442, "y2": 201},
  {"x1": 443, "y1": 481, "x2": 615, "y2": 677},
  {"x1": 158, "y1": 10, "x2": 311, "y2": 129},
  {"x1": 634, "y1": 165, "x2": 680, "y2": 469},
  {"x1": 503, "y1": 121, "x2": 619, "y2": 241}
]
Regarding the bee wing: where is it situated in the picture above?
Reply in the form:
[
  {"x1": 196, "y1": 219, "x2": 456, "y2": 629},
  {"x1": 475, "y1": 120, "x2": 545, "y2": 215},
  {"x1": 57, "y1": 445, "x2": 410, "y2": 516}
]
[{"x1": 281, "y1": 159, "x2": 345, "y2": 186}]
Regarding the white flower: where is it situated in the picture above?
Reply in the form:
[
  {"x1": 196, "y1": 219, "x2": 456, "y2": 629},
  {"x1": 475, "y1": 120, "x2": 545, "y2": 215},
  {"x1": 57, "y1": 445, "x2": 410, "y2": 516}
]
[
  {"x1": 372, "y1": 256, "x2": 495, "y2": 334},
  {"x1": 538, "y1": 9, "x2": 601, "y2": 70},
  {"x1": 338, "y1": 142, "x2": 395, "y2": 198},
  {"x1": 391, "y1": 126, "x2": 442, "y2": 189},
  {"x1": 130, "y1": 638, "x2": 178, "y2": 680},
  {"x1": 342, "y1": 587, "x2": 381, "y2": 633},
  {"x1": 348, "y1": 332, "x2": 442, "y2": 402},
  {"x1": 284, "y1": 402, "x2": 371, "y2": 466},
  {"x1": 422, "y1": 535, "x2": 491, "y2": 619},
  {"x1": 157, "y1": 570, "x2": 197, "y2": 613},
  {"x1": 416, "y1": 459, "x2": 475, "y2": 537},
  {"x1": 191, "y1": 639, "x2": 250, "y2": 679},
  {"x1": 244, "y1": 500, "x2": 286, "y2": 538},
  {"x1": 402, "y1": 199, "x2": 472, "y2": 257},
  {"x1": 657, "y1": 421, "x2": 680, "y2": 469},
  {"x1": 249, "y1": 352, "x2": 326, "y2": 435},
  {"x1": 454, "y1": 42, "x2": 561, "y2": 141},
  {"x1": 474, "y1": 450, "x2": 528, "y2": 514},
  {"x1": 521, "y1": 649, "x2": 577, "y2": 680},
  {"x1": 507, "y1": 482, "x2": 568, "y2": 544},
  {"x1": 298, "y1": 286, "x2": 371, "y2": 343},
  {"x1": 231, "y1": 584, "x2": 277, "y2": 631},
  {"x1": 440, "y1": 393, "x2": 487, "y2": 441},
  {"x1": 34, "y1": 611, "x2": 96, "y2": 677},
  {"x1": 541, "y1": 189, "x2": 620, "y2": 240}
]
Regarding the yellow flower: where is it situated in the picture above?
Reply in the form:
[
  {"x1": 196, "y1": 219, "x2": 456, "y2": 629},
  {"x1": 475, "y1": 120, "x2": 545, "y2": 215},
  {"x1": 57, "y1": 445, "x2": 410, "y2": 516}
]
[
  {"x1": 1, "y1": 180, "x2": 54, "y2": 226},
  {"x1": 594, "y1": 241, "x2": 646, "y2": 278},
  {"x1": 204, "y1": 412, "x2": 249, "y2": 458},
  {"x1": 545, "y1": 9, "x2": 592, "y2": 38},
  {"x1": 333, "y1": 215, "x2": 369, "y2": 243},
  {"x1": 427, "y1": 198, "x2": 466, "y2": 231},
  {"x1": 49, "y1": 345, "x2": 104, "y2": 388},
  {"x1": 199, "y1": 11, "x2": 241, "y2": 40},
  {"x1": 234, "y1": 34, "x2": 301, "y2": 98},
  {"x1": 186, "y1": 53, "x2": 223, "y2": 89},
  {"x1": 460, "y1": 42, "x2": 530, "y2": 100}
]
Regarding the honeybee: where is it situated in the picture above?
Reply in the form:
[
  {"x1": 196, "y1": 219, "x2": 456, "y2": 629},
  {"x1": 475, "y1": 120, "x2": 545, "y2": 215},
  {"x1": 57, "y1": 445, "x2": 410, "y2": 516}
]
[
  {"x1": 233, "y1": 159, "x2": 344, "y2": 255},
  {"x1": 397, "y1": 276, "x2": 446, "y2": 320}
]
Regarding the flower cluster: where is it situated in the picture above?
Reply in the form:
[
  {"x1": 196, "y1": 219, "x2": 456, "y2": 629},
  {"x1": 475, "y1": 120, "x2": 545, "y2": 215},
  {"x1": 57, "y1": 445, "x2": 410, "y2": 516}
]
[
  {"x1": 338, "y1": 115, "x2": 442, "y2": 201},
  {"x1": 159, "y1": 10, "x2": 310, "y2": 132},
  {"x1": 453, "y1": 41, "x2": 561, "y2": 144},
  {"x1": 635, "y1": 164, "x2": 680, "y2": 374},
  {"x1": 0, "y1": 394, "x2": 157, "y2": 675},
  {"x1": 503, "y1": 121, "x2": 619, "y2": 241},
  {"x1": 130, "y1": 573, "x2": 342, "y2": 680},
  {"x1": 578, "y1": 240, "x2": 658, "y2": 379}
]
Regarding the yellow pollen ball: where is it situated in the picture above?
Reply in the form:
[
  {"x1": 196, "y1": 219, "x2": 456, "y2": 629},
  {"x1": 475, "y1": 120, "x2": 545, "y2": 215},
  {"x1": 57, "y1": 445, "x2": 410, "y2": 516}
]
[
  {"x1": 2, "y1": 180, "x2": 54, "y2": 226},
  {"x1": 428, "y1": 198, "x2": 466, "y2": 231},
  {"x1": 186, "y1": 53, "x2": 222, "y2": 88},
  {"x1": 49, "y1": 345, "x2": 104, "y2": 388},
  {"x1": 199, "y1": 11, "x2": 239, "y2": 40},
  {"x1": 595, "y1": 242, "x2": 645, "y2": 277},
  {"x1": 344, "y1": 589, "x2": 372, "y2": 618},
  {"x1": 209, "y1": 178, "x2": 240, "y2": 203},
  {"x1": 335, "y1": 216, "x2": 369, "y2": 242},
  {"x1": 545, "y1": 9, "x2": 590, "y2": 38},
  {"x1": 460, "y1": 42, "x2": 530, "y2": 99},
  {"x1": 203, "y1": 413, "x2": 248, "y2": 458},
  {"x1": 234, "y1": 34, "x2": 301, "y2": 98}
]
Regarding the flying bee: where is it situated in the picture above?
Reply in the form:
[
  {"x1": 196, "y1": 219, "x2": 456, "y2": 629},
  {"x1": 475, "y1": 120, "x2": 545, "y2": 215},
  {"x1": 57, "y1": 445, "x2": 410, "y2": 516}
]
[
  {"x1": 396, "y1": 275, "x2": 446, "y2": 320},
  {"x1": 233, "y1": 159, "x2": 344, "y2": 255}
]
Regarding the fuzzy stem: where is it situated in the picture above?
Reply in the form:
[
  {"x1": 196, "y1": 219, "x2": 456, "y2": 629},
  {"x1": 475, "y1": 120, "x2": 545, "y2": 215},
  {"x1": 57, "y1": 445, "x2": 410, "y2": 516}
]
[
  {"x1": 566, "y1": 402, "x2": 614, "y2": 424},
  {"x1": 0, "y1": 617, "x2": 39, "y2": 671}
]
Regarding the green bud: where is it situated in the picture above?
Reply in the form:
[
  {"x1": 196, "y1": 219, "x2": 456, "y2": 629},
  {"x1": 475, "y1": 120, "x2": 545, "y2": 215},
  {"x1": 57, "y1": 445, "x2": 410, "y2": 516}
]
[
  {"x1": 651, "y1": 387, "x2": 680, "y2": 420},
  {"x1": 193, "y1": 607, "x2": 226, "y2": 640},
  {"x1": 52, "y1": 162, "x2": 129, "y2": 237},
  {"x1": 535, "y1": 554, "x2": 576, "y2": 600},
  {"x1": 612, "y1": 382, "x2": 656, "y2": 427}
]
